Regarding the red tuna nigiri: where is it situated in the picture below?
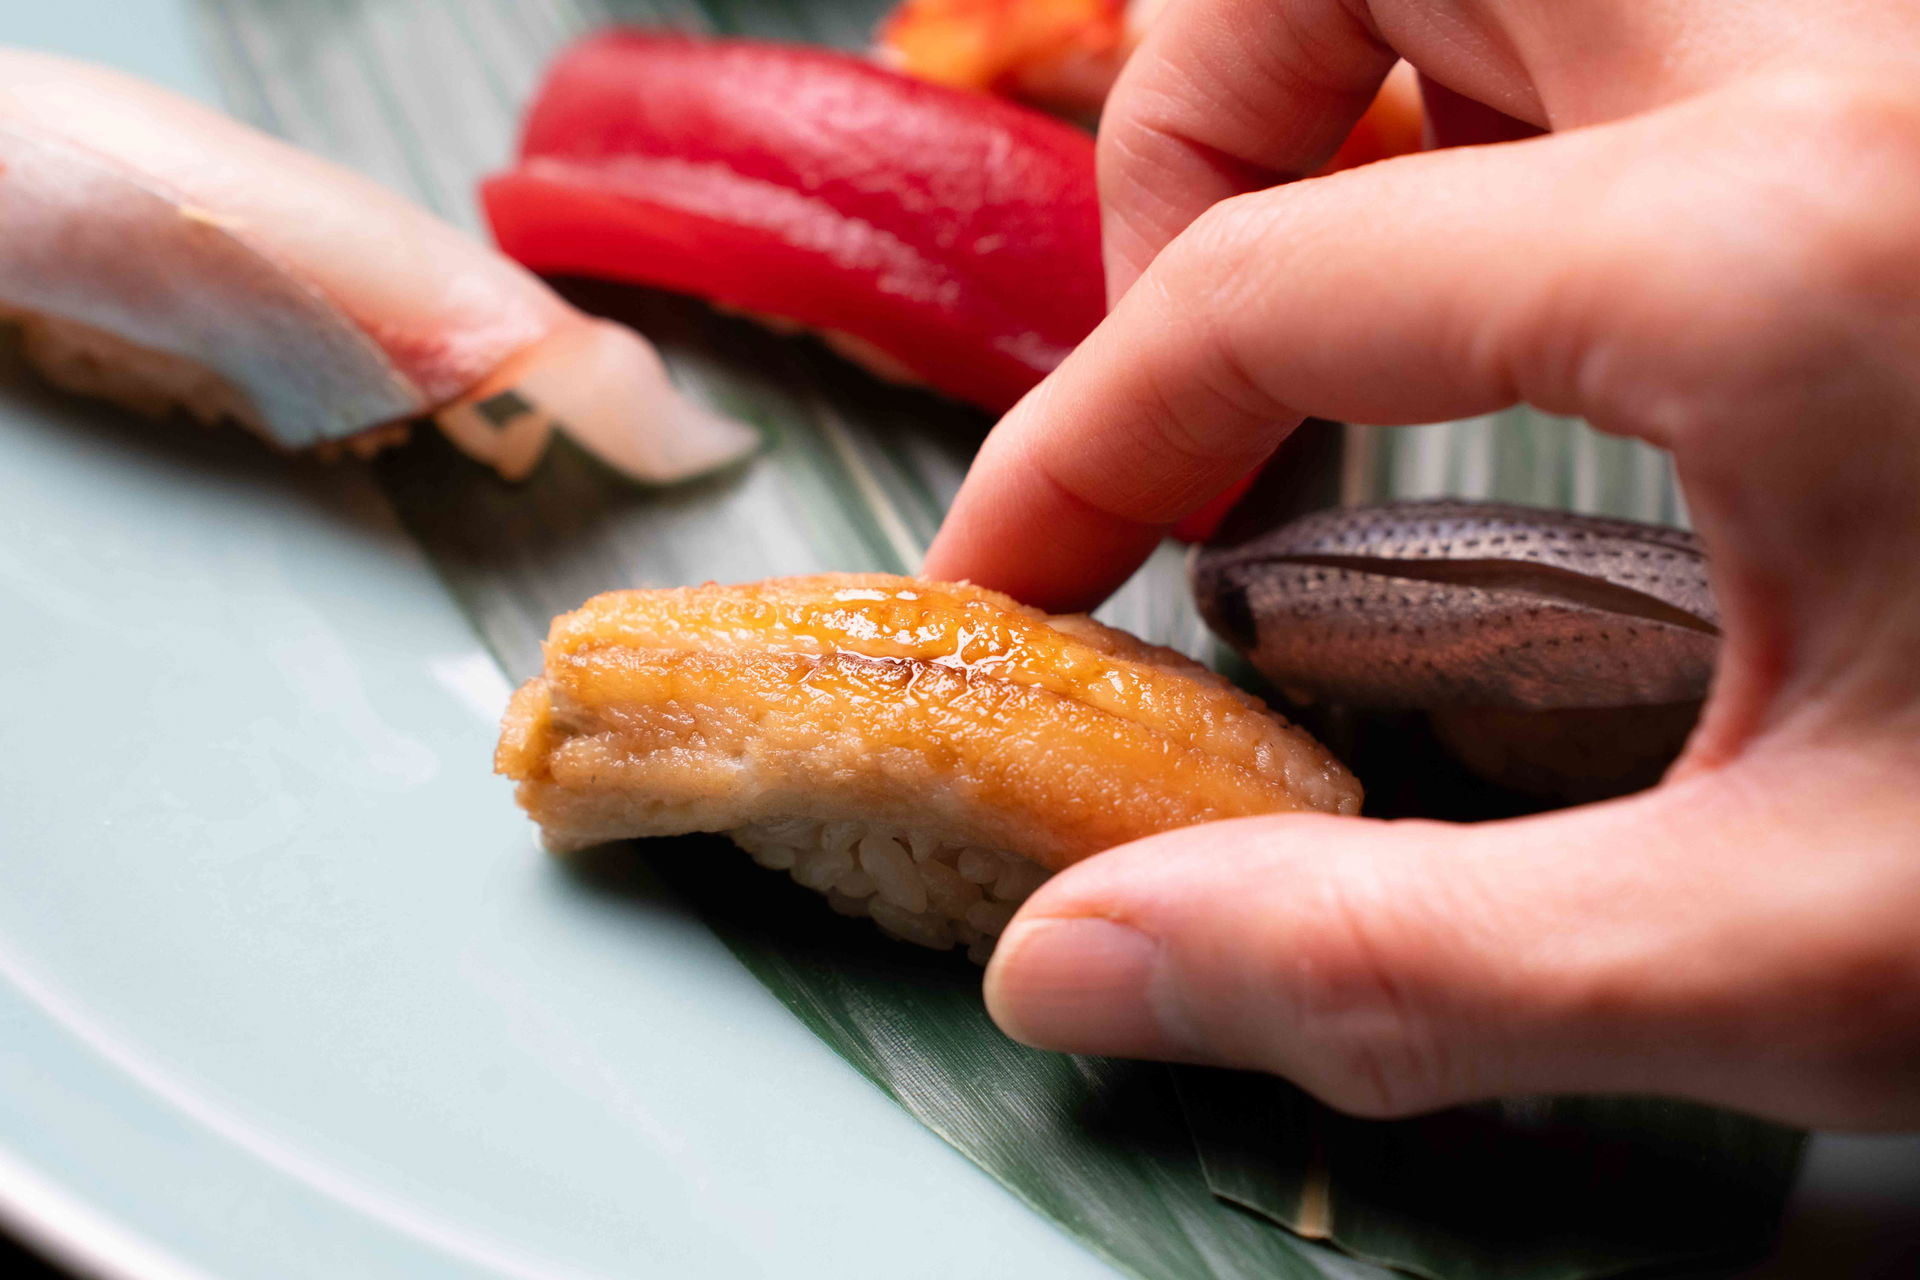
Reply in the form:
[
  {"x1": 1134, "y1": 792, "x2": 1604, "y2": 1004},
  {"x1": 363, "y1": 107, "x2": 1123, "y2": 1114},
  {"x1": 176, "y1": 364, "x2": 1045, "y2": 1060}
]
[{"x1": 482, "y1": 33, "x2": 1103, "y2": 413}]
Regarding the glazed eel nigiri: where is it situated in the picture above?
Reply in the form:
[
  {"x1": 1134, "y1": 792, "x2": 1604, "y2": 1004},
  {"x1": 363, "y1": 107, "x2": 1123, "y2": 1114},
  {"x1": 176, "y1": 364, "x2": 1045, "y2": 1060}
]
[
  {"x1": 483, "y1": 33, "x2": 1103, "y2": 414},
  {"x1": 0, "y1": 48, "x2": 755, "y2": 482},
  {"x1": 499, "y1": 574, "x2": 1360, "y2": 958}
]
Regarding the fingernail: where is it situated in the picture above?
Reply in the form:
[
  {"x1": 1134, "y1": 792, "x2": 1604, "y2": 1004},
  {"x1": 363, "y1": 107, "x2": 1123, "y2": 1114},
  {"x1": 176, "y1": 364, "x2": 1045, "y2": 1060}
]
[{"x1": 985, "y1": 917, "x2": 1190, "y2": 1059}]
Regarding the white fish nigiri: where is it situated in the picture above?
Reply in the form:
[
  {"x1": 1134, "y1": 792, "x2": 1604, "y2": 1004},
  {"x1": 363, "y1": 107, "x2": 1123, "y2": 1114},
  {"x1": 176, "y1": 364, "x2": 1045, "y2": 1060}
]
[{"x1": 0, "y1": 48, "x2": 757, "y2": 481}]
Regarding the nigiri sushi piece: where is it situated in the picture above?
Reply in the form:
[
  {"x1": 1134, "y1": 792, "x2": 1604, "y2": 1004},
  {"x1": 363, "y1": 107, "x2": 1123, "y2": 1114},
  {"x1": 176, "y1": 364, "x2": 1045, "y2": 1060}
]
[
  {"x1": 496, "y1": 573, "x2": 1360, "y2": 958},
  {"x1": 1191, "y1": 500, "x2": 1719, "y2": 800},
  {"x1": 482, "y1": 34, "x2": 1103, "y2": 413},
  {"x1": 0, "y1": 48, "x2": 755, "y2": 482}
]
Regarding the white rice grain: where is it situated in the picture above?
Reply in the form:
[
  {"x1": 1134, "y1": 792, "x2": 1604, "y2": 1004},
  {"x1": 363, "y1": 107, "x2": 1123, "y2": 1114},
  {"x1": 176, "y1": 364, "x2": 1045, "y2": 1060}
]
[
  {"x1": 957, "y1": 848, "x2": 1000, "y2": 884},
  {"x1": 792, "y1": 841, "x2": 854, "y2": 892},
  {"x1": 834, "y1": 869, "x2": 877, "y2": 899},
  {"x1": 859, "y1": 835, "x2": 928, "y2": 913},
  {"x1": 870, "y1": 899, "x2": 955, "y2": 950},
  {"x1": 746, "y1": 840, "x2": 797, "y2": 871},
  {"x1": 918, "y1": 859, "x2": 978, "y2": 917}
]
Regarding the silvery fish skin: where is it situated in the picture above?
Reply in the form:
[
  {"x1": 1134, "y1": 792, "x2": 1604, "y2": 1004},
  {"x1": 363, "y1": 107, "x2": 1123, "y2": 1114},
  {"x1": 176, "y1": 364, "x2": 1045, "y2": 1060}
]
[{"x1": 1191, "y1": 501, "x2": 1719, "y2": 711}]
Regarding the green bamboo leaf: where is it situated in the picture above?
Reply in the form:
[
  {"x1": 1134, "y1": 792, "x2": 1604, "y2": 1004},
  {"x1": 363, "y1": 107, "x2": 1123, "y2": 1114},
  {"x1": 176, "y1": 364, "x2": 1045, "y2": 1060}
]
[{"x1": 192, "y1": 3, "x2": 1795, "y2": 1278}]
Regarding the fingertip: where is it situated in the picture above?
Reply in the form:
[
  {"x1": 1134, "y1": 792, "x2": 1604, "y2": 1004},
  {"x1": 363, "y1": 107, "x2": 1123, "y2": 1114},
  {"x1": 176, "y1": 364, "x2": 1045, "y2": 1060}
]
[
  {"x1": 985, "y1": 915, "x2": 1196, "y2": 1059},
  {"x1": 922, "y1": 465, "x2": 1166, "y2": 611}
]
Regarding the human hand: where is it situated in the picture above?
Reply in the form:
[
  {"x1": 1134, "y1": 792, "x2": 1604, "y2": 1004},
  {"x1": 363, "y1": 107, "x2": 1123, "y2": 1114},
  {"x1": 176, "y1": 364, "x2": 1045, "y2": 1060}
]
[{"x1": 921, "y1": 0, "x2": 1920, "y2": 1127}]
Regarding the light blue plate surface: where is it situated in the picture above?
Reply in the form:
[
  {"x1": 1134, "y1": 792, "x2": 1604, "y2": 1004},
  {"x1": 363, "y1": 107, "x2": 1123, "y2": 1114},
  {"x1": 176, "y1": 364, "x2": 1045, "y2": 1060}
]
[{"x1": 0, "y1": 11, "x2": 1116, "y2": 1276}]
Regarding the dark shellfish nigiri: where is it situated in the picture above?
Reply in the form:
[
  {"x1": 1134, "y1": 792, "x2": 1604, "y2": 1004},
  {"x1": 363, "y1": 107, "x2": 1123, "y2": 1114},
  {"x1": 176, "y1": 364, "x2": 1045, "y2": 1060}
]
[{"x1": 1192, "y1": 501, "x2": 1718, "y2": 800}]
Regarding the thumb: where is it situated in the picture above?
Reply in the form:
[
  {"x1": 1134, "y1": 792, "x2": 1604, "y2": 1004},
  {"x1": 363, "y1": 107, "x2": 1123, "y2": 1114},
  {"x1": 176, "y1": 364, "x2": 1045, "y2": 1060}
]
[{"x1": 984, "y1": 752, "x2": 1920, "y2": 1126}]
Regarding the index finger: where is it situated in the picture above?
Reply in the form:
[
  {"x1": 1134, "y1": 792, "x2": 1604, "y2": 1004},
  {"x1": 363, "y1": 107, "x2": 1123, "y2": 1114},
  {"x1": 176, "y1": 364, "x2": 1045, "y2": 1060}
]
[{"x1": 923, "y1": 107, "x2": 1717, "y2": 610}]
